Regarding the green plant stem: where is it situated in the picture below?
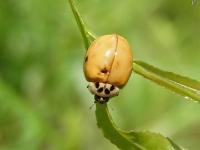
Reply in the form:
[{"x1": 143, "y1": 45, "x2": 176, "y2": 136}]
[{"x1": 68, "y1": 0, "x2": 95, "y2": 49}]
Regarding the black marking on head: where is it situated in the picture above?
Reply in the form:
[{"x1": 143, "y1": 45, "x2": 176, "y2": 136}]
[
  {"x1": 94, "y1": 95, "x2": 109, "y2": 104},
  {"x1": 110, "y1": 85, "x2": 115, "y2": 91},
  {"x1": 85, "y1": 56, "x2": 88, "y2": 62},
  {"x1": 99, "y1": 101, "x2": 104, "y2": 104},
  {"x1": 94, "y1": 95, "x2": 100, "y2": 101},
  {"x1": 97, "y1": 87, "x2": 103, "y2": 93},
  {"x1": 103, "y1": 97, "x2": 109, "y2": 102},
  {"x1": 105, "y1": 88, "x2": 110, "y2": 95},
  {"x1": 95, "y1": 82, "x2": 99, "y2": 88}
]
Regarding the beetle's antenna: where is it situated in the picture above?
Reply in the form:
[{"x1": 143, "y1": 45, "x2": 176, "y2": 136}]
[
  {"x1": 89, "y1": 99, "x2": 97, "y2": 110},
  {"x1": 108, "y1": 104, "x2": 114, "y2": 111},
  {"x1": 89, "y1": 103, "x2": 95, "y2": 110}
]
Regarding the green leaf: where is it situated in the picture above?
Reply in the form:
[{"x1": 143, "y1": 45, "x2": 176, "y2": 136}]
[
  {"x1": 133, "y1": 61, "x2": 200, "y2": 102},
  {"x1": 96, "y1": 104, "x2": 183, "y2": 150}
]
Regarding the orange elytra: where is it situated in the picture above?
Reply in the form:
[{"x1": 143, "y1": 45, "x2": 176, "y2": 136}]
[{"x1": 84, "y1": 34, "x2": 133, "y2": 103}]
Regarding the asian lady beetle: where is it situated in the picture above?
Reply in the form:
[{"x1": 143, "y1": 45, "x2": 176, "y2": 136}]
[{"x1": 84, "y1": 34, "x2": 133, "y2": 103}]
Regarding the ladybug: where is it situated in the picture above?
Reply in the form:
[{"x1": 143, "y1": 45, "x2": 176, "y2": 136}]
[{"x1": 84, "y1": 34, "x2": 133, "y2": 104}]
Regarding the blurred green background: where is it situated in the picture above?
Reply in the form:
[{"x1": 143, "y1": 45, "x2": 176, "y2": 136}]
[{"x1": 0, "y1": 0, "x2": 200, "y2": 149}]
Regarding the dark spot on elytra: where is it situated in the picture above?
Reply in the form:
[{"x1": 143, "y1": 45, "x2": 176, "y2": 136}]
[
  {"x1": 85, "y1": 56, "x2": 88, "y2": 62},
  {"x1": 95, "y1": 82, "x2": 99, "y2": 88},
  {"x1": 110, "y1": 85, "x2": 115, "y2": 91},
  {"x1": 105, "y1": 88, "x2": 110, "y2": 95},
  {"x1": 97, "y1": 87, "x2": 103, "y2": 93},
  {"x1": 101, "y1": 68, "x2": 108, "y2": 74}
]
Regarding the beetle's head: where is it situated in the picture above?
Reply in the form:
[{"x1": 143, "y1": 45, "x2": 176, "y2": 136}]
[{"x1": 87, "y1": 82, "x2": 119, "y2": 103}]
